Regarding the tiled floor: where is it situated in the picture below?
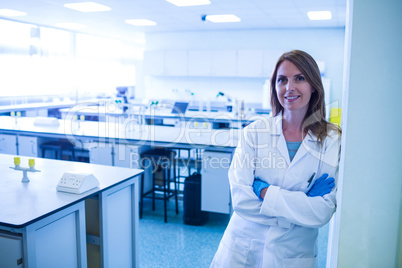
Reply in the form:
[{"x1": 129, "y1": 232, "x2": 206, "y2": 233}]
[
  {"x1": 139, "y1": 199, "x2": 329, "y2": 268},
  {"x1": 139, "y1": 198, "x2": 230, "y2": 268}
]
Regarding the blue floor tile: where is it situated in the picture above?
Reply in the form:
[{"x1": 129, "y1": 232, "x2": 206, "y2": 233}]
[{"x1": 139, "y1": 199, "x2": 229, "y2": 268}]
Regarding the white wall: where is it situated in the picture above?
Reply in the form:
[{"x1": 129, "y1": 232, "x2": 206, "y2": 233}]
[
  {"x1": 140, "y1": 28, "x2": 345, "y2": 106},
  {"x1": 331, "y1": 0, "x2": 402, "y2": 267}
]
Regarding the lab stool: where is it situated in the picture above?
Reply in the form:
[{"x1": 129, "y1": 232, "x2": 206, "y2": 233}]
[
  {"x1": 40, "y1": 140, "x2": 75, "y2": 161},
  {"x1": 172, "y1": 148, "x2": 202, "y2": 195},
  {"x1": 140, "y1": 149, "x2": 178, "y2": 223}
]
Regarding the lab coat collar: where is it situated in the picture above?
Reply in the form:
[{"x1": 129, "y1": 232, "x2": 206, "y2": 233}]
[
  {"x1": 269, "y1": 113, "x2": 290, "y2": 165},
  {"x1": 269, "y1": 112, "x2": 321, "y2": 167},
  {"x1": 291, "y1": 133, "x2": 322, "y2": 167}
]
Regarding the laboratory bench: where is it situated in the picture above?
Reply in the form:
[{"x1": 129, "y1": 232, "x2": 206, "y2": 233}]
[
  {"x1": 59, "y1": 103, "x2": 269, "y2": 129},
  {"x1": 0, "y1": 154, "x2": 143, "y2": 267},
  {"x1": 0, "y1": 98, "x2": 119, "y2": 119},
  {"x1": 0, "y1": 101, "x2": 81, "y2": 118},
  {"x1": 0, "y1": 115, "x2": 241, "y2": 215}
]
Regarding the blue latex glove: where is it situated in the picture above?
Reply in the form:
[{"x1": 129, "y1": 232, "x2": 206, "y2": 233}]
[
  {"x1": 252, "y1": 178, "x2": 270, "y2": 201},
  {"x1": 307, "y1": 173, "x2": 335, "y2": 197}
]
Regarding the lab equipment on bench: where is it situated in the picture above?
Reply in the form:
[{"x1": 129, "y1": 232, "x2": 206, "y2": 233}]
[
  {"x1": 216, "y1": 92, "x2": 233, "y2": 112},
  {"x1": 56, "y1": 172, "x2": 99, "y2": 194},
  {"x1": 171, "y1": 102, "x2": 189, "y2": 114},
  {"x1": 10, "y1": 157, "x2": 40, "y2": 182}
]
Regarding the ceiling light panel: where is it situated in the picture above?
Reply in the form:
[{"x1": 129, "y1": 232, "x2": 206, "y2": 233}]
[
  {"x1": 0, "y1": 9, "x2": 27, "y2": 17},
  {"x1": 64, "y1": 2, "x2": 111, "y2": 12},
  {"x1": 125, "y1": 19, "x2": 157, "y2": 26},
  {"x1": 166, "y1": 0, "x2": 211, "y2": 7},
  {"x1": 205, "y1": 14, "x2": 241, "y2": 23},
  {"x1": 307, "y1": 11, "x2": 332, "y2": 20}
]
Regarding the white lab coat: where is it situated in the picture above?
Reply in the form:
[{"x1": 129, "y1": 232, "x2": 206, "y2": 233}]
[{"x1": 211, "y1": 113, "x2": 340, "y2": 268}]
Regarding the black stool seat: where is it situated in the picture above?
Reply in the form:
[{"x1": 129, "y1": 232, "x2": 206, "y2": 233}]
[
  {"x1": 41, "y1": 140, "x2": 75, "y2": 160},
  {"x1": 140, "y1": 149, "x2": 178, "y2": 222}
]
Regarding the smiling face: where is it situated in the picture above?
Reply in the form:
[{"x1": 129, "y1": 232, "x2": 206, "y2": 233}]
[{"x1": 275, "y1": 60, "x2": 314, "y2": 115}]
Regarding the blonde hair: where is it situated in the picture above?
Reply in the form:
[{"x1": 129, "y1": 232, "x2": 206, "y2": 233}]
[{"x1": 270, "y1": 50, "x2": 341, "y2": 143}]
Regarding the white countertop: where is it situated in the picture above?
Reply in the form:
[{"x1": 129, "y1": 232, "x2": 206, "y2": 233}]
[
  {"x1": 59, "y1": 104, "x2": 269, "y2": 123},
  {"x1": 0, "y1": 154, "x2": 142, "y2": 228},
  {"x1": 0, "y1": 101, "x2": 79, "y2": 113},
  {"x1": 0, "y1": 116, "x2": 242, "y2": 148}
]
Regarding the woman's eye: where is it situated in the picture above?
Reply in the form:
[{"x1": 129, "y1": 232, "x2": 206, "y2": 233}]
[
  {"x1": 277, "y1": 77, "x2": 285, "y2": 83},
  {"x1": 296, "y1": 76, "x2": 305, "y2": 81}
]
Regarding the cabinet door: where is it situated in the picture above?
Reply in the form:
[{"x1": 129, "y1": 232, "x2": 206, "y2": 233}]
[
  {"x1": 164, "y1": 50, "x2": 188, "y2": 76},
  {"x1": 143, "y1": 50, "x2": 165, "y2": 76},
  {"x1": 201, "y1": 151, "x2": 231, "y2": 214},
  {"x1": 113, "y1": 144, "x2": 151, "y2": 169},
  {"x1": 114, "y1": 143, "x2": 131, "y2": 168},
  {"x1": 237, "y1": 50, "x2": 264, "y2": 77},
  {"x1": 211, "y1": 50, "x2": 237, "y2": 77},
  {"x1": 263, "y1": 50, "x2": 284, "y2": 77},
  {"x1": 18, "y1": 136, "x2": 38, "y2": 157},
  {"x1": 188, "y1": 50, "x2": 212, "y2": 76},
  {"x1": 113, "y1": 144, "x2": 153, "y2": 194},
  {"x1": 0, "y1": 134, "x2": 17, "y2": 155},
  {"x1": 0, "y1": 232, "x2": 22, "y2": 268},
  {"x1": 88, "y1": 143, "x2": 113, "y2": 166},
  {"x1": 25, "y1": 202, "x2": 87, "y2": 267}
]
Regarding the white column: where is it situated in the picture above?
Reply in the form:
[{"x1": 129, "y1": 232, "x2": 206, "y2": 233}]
[{"x1": 330, "y1": 0, "x2": 402, "y2": 267}]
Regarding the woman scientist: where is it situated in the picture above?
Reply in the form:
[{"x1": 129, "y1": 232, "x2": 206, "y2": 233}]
[{"x1": 211, "y1": 50, "x2": 341, "y2": 268}]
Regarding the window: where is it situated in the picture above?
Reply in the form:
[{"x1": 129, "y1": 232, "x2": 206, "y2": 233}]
[{"x1": 0, "y1": 19, "x2": 139, "y2": 99}]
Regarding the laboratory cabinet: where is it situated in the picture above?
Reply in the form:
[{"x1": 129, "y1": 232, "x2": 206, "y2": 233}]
[
  {"x1": 0, "y1": 134, "x2": 17, "y2": 155},
  {"x1": 237, "y1": 50, "x2": 264, "y2": 77},
  {"x1": 143, "y1": 50, "x2": 165, "y2": 76},
  {"x1": 0, "y1": 134, "x2": 40, "y2": 157},
  {"x1": 201, "y1": 150, "x2": 232, "y2": 214},
  {"x1": 143, "y1": 50, "x2": 188, "y2": 76},
  {"x1": 0, "y1": 202, "x2": 86, "y2": 268},
  {"x1": 25, "y1": 109, "x2": 48, "y2": 118},
  {"x1": 210, "y1": 50, "x2": 237, "y2": 77},
  {"x1": 87, "y1": 142, "x2": 153, "y2": 197},
  {"x1": 18, "y1": 136, "x2": 39, "y2": 157},
  {"x1": 145, "y1": 49, "x2": 237, "y2": 77},
  {"x1": 121, "y1": 144, "x2": 152, "y2": 169},
  {"x1": 0, "y1": 231, "x2": 23, "y2": 268},
  {"x1": 235, "y1": 49, "x2": 283, "y2": 77},
  {"x1": 87, "y1": 142, "x2": 114, "y2": 166},
  {"x1": 0, "y1": 155, "x2": 142, "y2": 268},
  {"x1": 187, "y1": 50, "x2": 212, "y2": 76},
  {"x1": 144, "y1": 49, "x2": 284, "y2": 78},
  {"x1": 164, "y1": 50, "x2": 188, "y2": 76},
  {"x1": 262, "y1": 50, "x2": 284, "y2": 77},
  {"x1": 86, "y1": 142, "x2": 150, "y2": 169}
]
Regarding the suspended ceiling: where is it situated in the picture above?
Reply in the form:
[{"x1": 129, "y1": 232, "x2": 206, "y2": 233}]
[{"x1": 0, "y1": 0, "x2": 347, "y2": 44}]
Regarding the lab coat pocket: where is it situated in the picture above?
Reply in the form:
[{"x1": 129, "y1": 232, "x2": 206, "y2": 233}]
[
  {"x1": 219, "y1": 234, "x2": 251, "y2": 267},
  {"x1": 282, "y1": 257, "x2": 317, "y2": 268}
]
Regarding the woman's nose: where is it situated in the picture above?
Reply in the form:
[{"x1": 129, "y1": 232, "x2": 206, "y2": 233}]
[{"x1": 286, "y1": 81, "x2": 294, "y2": 91}]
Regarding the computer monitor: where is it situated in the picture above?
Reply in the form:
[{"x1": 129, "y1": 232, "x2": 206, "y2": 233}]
[{"x1": 171, "y1": 102, "x2": 189, "y2": 114}]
